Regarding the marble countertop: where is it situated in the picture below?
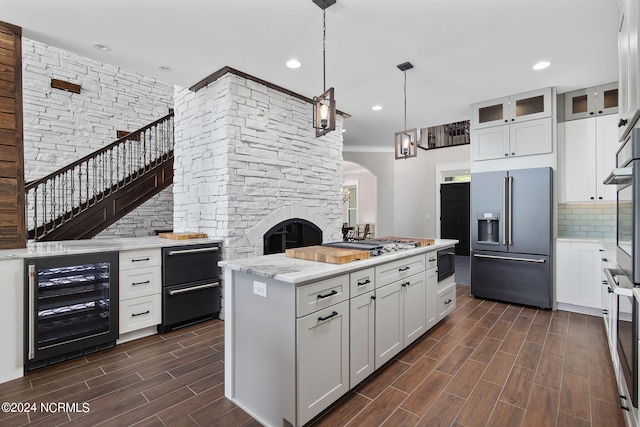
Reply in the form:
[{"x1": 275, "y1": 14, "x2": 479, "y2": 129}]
[
  {"x1": 0, "y1": 236, "x2": 223, "y2": 260},
  {"x1": 219, "y1": 239, "x2": 458, "y2": 285}
]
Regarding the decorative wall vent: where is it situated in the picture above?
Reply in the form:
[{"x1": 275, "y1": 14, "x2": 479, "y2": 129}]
[{"x1": 50, "y1": 78, "x2": 81, "y2": 94}]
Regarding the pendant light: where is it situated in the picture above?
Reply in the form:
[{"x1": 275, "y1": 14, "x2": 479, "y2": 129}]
[
  {"x1": 312, "y1": 0, "x2": 337, "y2": 138},
  {"x1": 395, "y1": 61, "x2": 417, "y2": 159}
]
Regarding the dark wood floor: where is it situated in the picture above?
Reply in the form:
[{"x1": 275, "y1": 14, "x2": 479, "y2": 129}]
[{"x1": 0, "y1": 285, "x2": 627, "y2": 427}]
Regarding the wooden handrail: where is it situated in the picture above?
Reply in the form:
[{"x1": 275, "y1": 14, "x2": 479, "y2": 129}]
[{"x1": 25, "y1": 111, "x2": 174, "y2": 191}]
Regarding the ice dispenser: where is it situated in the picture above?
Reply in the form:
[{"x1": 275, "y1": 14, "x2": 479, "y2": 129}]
[{"x1": 477, "y1": 213, "x2": 500, "y2": 244}]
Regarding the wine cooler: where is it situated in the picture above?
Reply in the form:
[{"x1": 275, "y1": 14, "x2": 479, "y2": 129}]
[{"x1": 24, "y1": 252, "x2": 119, "y2": 372}]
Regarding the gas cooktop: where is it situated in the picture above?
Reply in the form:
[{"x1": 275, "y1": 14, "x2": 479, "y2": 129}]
[{"x1": 323, "y1": 238, "x2": 421, "y2": 257}]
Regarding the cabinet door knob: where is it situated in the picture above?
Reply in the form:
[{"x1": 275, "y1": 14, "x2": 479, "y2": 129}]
[
  {"x1": 504, "y1": 119, "x2": 508, "y2": 123},
  {"x1": 504, "y1": 153, "x2": 509, "y2": 156},
  {"x1": 598, "y1": 196, "x2": 603, "y2": 200},
  {"x1": 511, "y1": 118, "x2": 515, "y2": 122},
  {"x1": 590, "y1": 196, "x2": 595, "y2": 200},
  {"x1": 511, "y1": 152, "x2": 515, "y2": 156},
  {"x1": 619, "y1": 118, "x2": 628, "y2": 127},
  {"x1": 598, "y1": 110, "x2": 603, "y2": 114},
  {"x1": 371, "y1": 295, "x2": 376, "y2": 301},
  {"x1": 590, "y1": 112, "x2": 594, "y2": 115}
]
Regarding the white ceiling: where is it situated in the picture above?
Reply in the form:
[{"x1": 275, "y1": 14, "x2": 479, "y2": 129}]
[{"x1": 1, "y1": 0, "x2": 618, "y2": 148}]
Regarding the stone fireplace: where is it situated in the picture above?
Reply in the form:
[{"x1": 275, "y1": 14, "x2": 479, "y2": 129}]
[
  {"x1": 171, "y1": 69, "x2": 345, "y2": 316},
  {"x1": 263, "y1": 218, "x2": 322, "y2": 255}
]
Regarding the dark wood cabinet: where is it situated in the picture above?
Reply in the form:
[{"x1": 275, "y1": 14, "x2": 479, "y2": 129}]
[{"x1": 0, "y1": 21, "x2": 25, "y2": 249}]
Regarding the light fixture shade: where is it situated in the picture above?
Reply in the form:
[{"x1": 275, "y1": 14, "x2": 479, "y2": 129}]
[
  {"x1": 394, "y1": 128, "x2": 418, "y2": 159},
  {"x1": 313, "y1": 87, "x2": 336, "y2": 137}
]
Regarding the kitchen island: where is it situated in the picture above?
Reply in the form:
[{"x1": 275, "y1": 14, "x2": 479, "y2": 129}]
[{"x1": 220, "y1": 239, "x2": 457, "y2": 427}]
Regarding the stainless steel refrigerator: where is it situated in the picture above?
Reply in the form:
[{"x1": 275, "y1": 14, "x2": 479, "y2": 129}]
[{"x1": 470, "y1": 167, "x2": 552, "y2": 308}]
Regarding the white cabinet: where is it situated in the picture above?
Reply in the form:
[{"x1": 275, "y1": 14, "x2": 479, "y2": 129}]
[
  {"x1": 297, "y1": 300, "x2": 349, "y2": 425},
  {"x1": 374, "y1": 280, "x2": 404, "y2": 369},
  {"x1": 473, "y1": 88, "x2": 552, "y2": 129},
  {"x1": 119, "y1": 248, "x2": 162, "y2": 335},
  {"x1": 563, "y1": 115, "x2": 619, "y2": 202},
  {"x1": 437, "y1": 275, "x2": 457, "y2": 321},
  {"x1": 374, "y1": 271, "x2": 426, "y2": 369},
  {"x1": 618, "y1": 0, "x2": 640, "y2": 141},
  {"x1": 556, "y1": 240, "x2": 603, "y2": 312},
  {"x1": 564, "y1": 83, "x2": 619, "y2": 121},
  {"x1": 425, "y1": 263, "x2": 438, "y2": 330},
  {"x1": 349, "y1": 268, "x2": 375, "y2": 388},
  {"x1": 472, "y1": 88, "x2": 553, "y2": 161},
  {"x1": 350, "y1": 291, "x2": 375, "y2": 387}
]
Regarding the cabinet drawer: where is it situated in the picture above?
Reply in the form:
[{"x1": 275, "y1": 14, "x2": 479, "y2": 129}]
[
  {"x1": 120, "y1": 249, "x2": 161, "y2": 270},
  {"x1": 425, "y1": 251, "x2": 437, "y2": 270},
  {"x1": 297, "y1": 275, "x2": 349, "y2": 317},
  {"x1": 120, "y1": 266, "x2": 161, "y2": 300},
  {"x1": 119, "y1": 294, "x2": 162, "y2": 334},
  {"x1": 375, "y1": 255, "x2": 425, "y2": 288},
  {"x1": 437, "y1": 284, "x2": 456, "y2": 321},
  {"x1": 350, "y1": 268, "x2": 375, "y2": 297}
]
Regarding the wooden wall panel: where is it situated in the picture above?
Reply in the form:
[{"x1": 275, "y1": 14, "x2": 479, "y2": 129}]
[{"x1": 0, "y1": 21, "x2": 25, "y2": 249}]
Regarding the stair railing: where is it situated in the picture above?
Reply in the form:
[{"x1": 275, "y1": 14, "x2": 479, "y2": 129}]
[{"x1": 25, "y1": 111, "x2": 174, "y2": 240}]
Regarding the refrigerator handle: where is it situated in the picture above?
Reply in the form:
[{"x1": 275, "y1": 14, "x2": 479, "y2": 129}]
[
  {"x1": 508, "y1": 176, "x2": 513, "y2": 246},
  {"x1": 28, "y1": 264, "x2": 36, "y2": 360},
  {"x1": 502, "y1": 177, "x2": 507, "y2": 245}
]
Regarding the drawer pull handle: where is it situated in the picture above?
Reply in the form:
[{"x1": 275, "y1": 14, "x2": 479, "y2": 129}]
[
  {"x1": 132, "y1": 280, "x2": 151, "y2": 286},
  {"x1": 357, "y1": 279, "x2": 371, "y2": 286},
  {"x1": 608, "y1": 287, "x2": 613, "y2": 293},
  {"x1": 444, "y1": 299, "x2": 452, "y2": 305},
  {"x1": 318, "y1": 311, "x2": 338, "y2": 322},
  {"x1": 317, "y1": 290, "x2": 338, "y2": 299},
  {"x1": 371, "y1": 295, "x2": 376, "y2": 301},
  {"x1": 132, "y1": 310, "x2": 150, "y2": 317},
  {"x1": 168, "y1": 247, "x2": 219, "y2": 256},
  {"x1": 169, "y1": 282, "x2": 219, "y2": 295},
  {"x1": 429, "y1": 258, "x2": 436, "y2": 262},
  {"x1": 399, "y1": 266, "x2": 410, "y2": 272},
  {"x1": 132, "y1": 258, "x2": 150, "y2": 262},
  {"x1": 401, "y1": 282, "x2": 410, "y2": 287}
]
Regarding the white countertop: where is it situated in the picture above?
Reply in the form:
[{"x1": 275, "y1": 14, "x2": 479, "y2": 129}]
[
  {"x1": 219, "y1": 239, "x2": 458, "y2": 285},
  {"x1": 0, "y1": 236, "x2": 223, "y2": 260}
]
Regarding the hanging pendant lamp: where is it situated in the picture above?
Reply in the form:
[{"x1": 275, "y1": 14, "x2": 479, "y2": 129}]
[
  {"x1": 312, "y1": 0, "x2": 337, "y2": 138},
  {"x1": 394, "y1": 61, "x2": 417, "y2": 159}
]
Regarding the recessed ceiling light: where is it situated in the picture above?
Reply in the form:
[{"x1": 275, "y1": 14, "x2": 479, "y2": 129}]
[
  {"x1": 371, "y1": 105, "x2": 383, "y2": 111},
  {"x1": 92, "y1": 43, "x2": 111, "y2": 52},
  {"x1": 532, "y1": 61, "x2": 551, "y2": 71},
  {"x1": 158, "y1": 66, "x2": 171, "y2": 72},
  {"x1": 286, "y1": 59, "x2": 302, "y2": 69}
]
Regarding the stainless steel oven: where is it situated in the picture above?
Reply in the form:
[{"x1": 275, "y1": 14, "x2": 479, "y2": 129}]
[
  {"x1": 605, "y1": 128, "x2": 640, "y2": 282},
  {"x1": 604, "y1": 127, "x2": 640, "y2": 409}
]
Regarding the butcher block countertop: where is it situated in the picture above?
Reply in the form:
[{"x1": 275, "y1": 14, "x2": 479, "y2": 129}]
[{"x1": 219, "y1": 239, "x2": 458, "y2": 285}]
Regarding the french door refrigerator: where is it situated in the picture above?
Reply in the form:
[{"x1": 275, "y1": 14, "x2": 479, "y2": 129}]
[{"x1": 470, "y1": 167, "x2": 552, "y2": 308}]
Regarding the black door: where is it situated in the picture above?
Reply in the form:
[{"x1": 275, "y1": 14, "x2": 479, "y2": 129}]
[{"x1": 440, "y1": 182, "x2": 470, "y2": 256}]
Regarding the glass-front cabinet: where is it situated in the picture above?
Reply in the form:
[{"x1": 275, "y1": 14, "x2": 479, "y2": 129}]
[
  {"x1": 473, "y1": 88, "x2": 552, "y2": 130},
  {"x1": 564, "y1": 82, "x2": 619, "y2": 121}
]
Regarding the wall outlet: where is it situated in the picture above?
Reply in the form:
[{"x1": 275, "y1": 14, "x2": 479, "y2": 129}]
[{"x1": 253, "y1": 281, "x2": 268, "y2": 298}]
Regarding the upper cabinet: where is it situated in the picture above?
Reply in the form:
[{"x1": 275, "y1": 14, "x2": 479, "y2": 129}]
[
  {"x1": 473, "y1": 88, "x2": 552, "y2": 130},
  {"x1": 472, "y1": 88, "x2": 554, "y2": 161},
  {"x1": 618, "y1": 0, "x2": 640, "y2": 140},
  {"x1": 564, "y1": 83, "x2": 619, "y2": 121}
]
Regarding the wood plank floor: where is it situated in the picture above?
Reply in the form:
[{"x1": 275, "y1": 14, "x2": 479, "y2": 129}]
[{"x1": 0, "y1": 284, "x2": 627, "y2": 427}]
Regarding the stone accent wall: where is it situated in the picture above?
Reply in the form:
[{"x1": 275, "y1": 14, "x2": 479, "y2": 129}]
[
  {"x1": 21, "y1": 38, "x2": 174, "y2": 237},
  {"x1": 173, "y1": 73, "x2": 344, "y2": 262}
]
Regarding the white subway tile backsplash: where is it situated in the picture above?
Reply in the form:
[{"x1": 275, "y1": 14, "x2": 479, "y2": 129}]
[{"x1": 557, "y1": 202, "x2": 615, "y2": 239}]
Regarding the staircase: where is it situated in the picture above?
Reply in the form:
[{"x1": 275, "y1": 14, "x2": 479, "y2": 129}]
[{"x1": 25, "y1": 112, "x2": 174, "y2": 241}]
